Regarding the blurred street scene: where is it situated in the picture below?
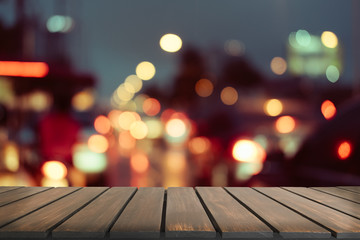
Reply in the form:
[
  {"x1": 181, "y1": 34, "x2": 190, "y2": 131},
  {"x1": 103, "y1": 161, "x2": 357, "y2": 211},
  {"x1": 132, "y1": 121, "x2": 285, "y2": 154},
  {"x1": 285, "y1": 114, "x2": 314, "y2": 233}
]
[{"x1": 0, "y1": 0, "x2": 359, "y2": 187}]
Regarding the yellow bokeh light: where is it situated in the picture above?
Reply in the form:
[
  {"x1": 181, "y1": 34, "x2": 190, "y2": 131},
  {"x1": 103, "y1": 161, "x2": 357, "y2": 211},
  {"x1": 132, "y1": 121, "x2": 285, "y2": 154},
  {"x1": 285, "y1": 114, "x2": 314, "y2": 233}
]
[
  {"x1": 94, "y1": 115, "x2": 112, "y2": 134},
  {"x1": 116, "y1": 84, "x2": 134, "y2": 102},
  {"x1": 136, "y1": 61, "x2": 156, "y2": 80},
  {"x1": 41, "y1": 178, "x2": 69, "y2": 187},
  {"x1": 72, "y1": 89, "x2": 95, "y2": 112},
  {"x1": 160, "y1": 33, "x2": 182, "y2": 53},
  {"x1": 88, "y1": 134, "x2": 109, "y2": 153},
  {"x1": 118, "y1": 111, "x2": 140, "y2": 130},
  {"x1": 195, "y1": 78, "x2": 214, "y2": 97},
  {"x1": 264, "y1": 99, "x2": 283, "y2": 116},
  {"x1": 28, "y1": 91, "x2": 51, "y2": 112},
  {"x1": 124, "y1": 75, "x2": 143, "y2": 93},
  {"x1": 145, "y1": 119, "x2": 163, "y2": 139},
  {"x1": 188, "y1": 137, "x2": 211, "y2": 155},
  {"x1": 41, "y1": 160, "x2": 68, "y2": 180},
  {"x1": 232, "y1": 139, "x2": 266, "y2": 163},
  {"x1": 130, "y1": 152, "x2": 149, "y2": 174},
  {"x1": 275, "y1": 116, "x2": 296, "y2": 134},
  {"x1": 165, "y1": 118, "x2": 186, "y2": 138},
  {"x1": 220, "y1": 86, "x2": 238, "y2": 105},
  {"x1": 321, "y1": 31, "x2": 338, "y2": 48},
  {"x1": 130, "y1": 121, "x2": 148, "y2": 139},
  {"x1": 4, "y1": 142, "x2": 19, "y2": 172},
  {"x1": 270, "y1": 57, "x2": 287, "y2": 75}
]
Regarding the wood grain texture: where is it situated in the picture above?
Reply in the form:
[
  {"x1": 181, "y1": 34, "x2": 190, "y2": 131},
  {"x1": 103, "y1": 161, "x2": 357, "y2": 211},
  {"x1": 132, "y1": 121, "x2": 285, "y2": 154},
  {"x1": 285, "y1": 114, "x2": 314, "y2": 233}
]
[
  {"x1": 197, "y1": 187, "x2": 273, "y2": 238},
  {"x1": 53, "y1": 187, "x2": 136, "y2": 239},
  {"x1": 225, "y1": 187, "x2": 330, "y2": 238},
  {"x1": 0, "y1": 187, "x2": 22, "y2": 194},
  {"x1": 0, "y1": 187, "x2": 79, "y2": 229},
  {"x1": 312, "y1": 187, "x2": 360, "y2": 204},
  {"x1": 110, "y1": 187, "x2": 164, "y2": 239},
  {"x1": 0, "y1": 187, "x2": 50, "y2": 207},
  {"x1": 0, "y1": 187, "x2": 106, "y2": 239},
  {"x1": 165, "y1": 187, "x2": 216, "y2": 238},
  {"x1": 338, "y1": 186, "x2": 360, "y2": 194},
  {"x1": 284, "y1": 187, "x2": 360, "y2": 219},
  {"x1": 256, "y1": 187, "x2": 360, "y2": 238}
]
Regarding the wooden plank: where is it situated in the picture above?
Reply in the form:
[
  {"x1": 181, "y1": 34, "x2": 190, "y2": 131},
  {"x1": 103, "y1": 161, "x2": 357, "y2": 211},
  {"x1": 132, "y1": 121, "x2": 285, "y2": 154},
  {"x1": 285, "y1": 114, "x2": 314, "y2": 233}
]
[
  {"x1": 53, "y1": 187, "x2": 136, "y2": 239},
  {"x1": 165, "y1": 187, "x2": 216, "y2": 238},
  {"x1": 225, "y1": 187, "x2": 330, "y2": 238},
  {"x1": 255, "y1": 187, "x2": 360, "y2": 238},
  {"x1": 338, "y1": 186, "x2": 360, "y2": 194},
  {"x1": 0, "y1": 187, "x2": 50, "y2": 207},
  {"x1": 0, "y1": 186, "x2": 22, "y2": 194},
  {"x1": 284, "y1": 187, "x2": 360, "y2": 219},
  {"x1": 197, "y1": 187, "x2": 273, "y2": 238},
  {"x1": 0, "y1": 187, "x2": 79, "y2": 229},
  {"x1": 110, "y1": 187, "x2": 164, "y2": 239},
  {"x1": 312, "y1": 187, "x2": 360, "y2": 204},
  {"x1": 0, "y1": 187, "x2": 107, "y2": 239}
]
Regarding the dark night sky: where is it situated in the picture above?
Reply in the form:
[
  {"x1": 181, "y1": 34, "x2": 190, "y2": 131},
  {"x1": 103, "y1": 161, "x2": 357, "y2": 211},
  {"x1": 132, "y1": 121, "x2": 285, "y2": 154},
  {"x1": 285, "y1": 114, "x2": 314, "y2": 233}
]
[{"x1": 0, "y1": 0, "x2": 357, "y2": 99}]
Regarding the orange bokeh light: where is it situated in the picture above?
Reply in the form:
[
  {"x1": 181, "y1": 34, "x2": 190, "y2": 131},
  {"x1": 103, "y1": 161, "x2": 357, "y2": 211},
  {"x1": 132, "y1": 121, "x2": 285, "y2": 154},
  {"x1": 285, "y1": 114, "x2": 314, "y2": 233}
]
[
  {"x1": 118, "y1": 131, "x2": 136, "y2": 150},
  {"x1": 337, "y1": 141, "x2": 351, "y2": 160},
  {"x1": 143, "y1": 98, "x2": 161, "y2": 116},
  {"x1": 130, "y1": 152, "x2": 149, "y2": 174},
  {"x1": 94, "y1": 115, "x2": 112, "y2": 134},
  {"x1": 275, "y1": 116, "x2": 296, "y2": 133},
  {"x1": 41, "y1": 161, "x2": 67, "y2": 180},
  {"x1": 188, "y1": 137, "x2": 211, "y2": 155},
  {"x1": 321, "y1": 100, "x2": 336, "y2": 120},
  {"x1": 88, "y1": 134, "x2": 109, "y2": 153},
  {"x1": 0, "y1": 61, "x2": 49, "y2": 78},
  {"x1": 195, "y1": 78, "x2": 214, "y2": 97}
]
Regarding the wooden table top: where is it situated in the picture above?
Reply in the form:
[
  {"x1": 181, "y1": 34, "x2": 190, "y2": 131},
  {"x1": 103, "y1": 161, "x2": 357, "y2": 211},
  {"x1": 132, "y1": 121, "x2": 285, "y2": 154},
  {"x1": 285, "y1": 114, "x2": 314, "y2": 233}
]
[{"x1": 0, "y1": 186, "x2": 359, "y2": 239}]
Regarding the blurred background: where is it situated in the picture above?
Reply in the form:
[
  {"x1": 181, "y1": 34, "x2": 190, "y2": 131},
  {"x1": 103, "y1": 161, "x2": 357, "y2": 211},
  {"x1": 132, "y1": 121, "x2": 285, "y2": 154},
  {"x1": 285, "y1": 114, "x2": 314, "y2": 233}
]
[{"x1": 0, "y1": 0, "x2": 359, "y2": 187}]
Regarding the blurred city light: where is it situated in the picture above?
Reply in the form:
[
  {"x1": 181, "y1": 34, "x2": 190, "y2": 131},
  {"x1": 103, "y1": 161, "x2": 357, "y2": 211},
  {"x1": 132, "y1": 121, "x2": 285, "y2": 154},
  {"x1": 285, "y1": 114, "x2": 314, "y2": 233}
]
[
  {"x1": 145, "y1": 119, "x2": 163, "y2": 139},
  {"x1": 73, "y1": 144, "x2": 107, "y2": 173},
  {"x1": 0, "y1": 61, "x2": 49, "y2": 78},
  {"x1": 337, "y1": 141, "x2": 352, "y2": 160},
  {"x1": 321, "y1": 31, "x2": 338, "y2": 48},
  {"x1": 72, "y1": 89, "x2": 95, "y2": 112},
  {"x1": 224, "y1": 39, "x2": 245, "y2": 56},
  {"x1": 129, "y1": 121, "x2": 148, "y2": 139},
  {"x1": 295, "y1": 29, "x2": 311, "y2": 47},
  {"x1": 94, "y1": 115, "x2": 112, "y2": 134},
  {"x1": 46, "y1": 15, "x2": 74, "y2": 33},
  {"x1": 41, "y1": 178, "x2": 69, "y2": 187},
  {"x1": 195, "y1": 78, "x2": 214, "y2": 97},
  {"x1": 275, "y1": 116, "x2": 296, "y2": 134},
  {"x1": 159, "y1": 33, "x2": 182, "y2": 53},
  {"x1": 165, "y1": 118, "x2": 186, "y2": 138},
  {"x1": 232, "y1": 139, "x2": 266, "y2": 163},
  {"x1": 326, "y1": 65, "x2": 340, "y2": 83},
  {"x1": 41, "y1": 160, "x2": 67, "y2": 180},
  {"x1": 270, "y1": 57, "x2": 287, "y2": 75},
  {"x1": 118, "y1": 111, "x2": 140, "y2": 130},
  {"x1": 321, "y1": 100, "x2": 336, "y2": 120},
  {"x1": 136, "y1": 61, "x2": 156, "y2": 80},
  {"x1": 118, "y1": 131, "x2": 136, "y2": 151},
  {"x1": 88, "y1": 134, "x2": 109, "y2": 153},
  {"x1": 130, "y1": 152, "x2": 149, "y2": 174},
  {"x1": 235, "y1": 162, "x2": 263, "y2": 181},
  {"x1": 264, "y1": 99, "x2": 283, "y2": 117},
  {"x1": 28, "y1": 91, "x2": 51, "y2": 112},
  {"x1": 142, "y1": 98, "x2": 161, "y2": 116},
  {"x1": 124, "y1": 75, "x2": 143, "y2": 93},
  {"x1": 4, "y1": 142, "x2": 19, "y2": 172},
  {"x1": 220, "y1": 86, "x2": 238, "y2": 105},
  {"x1": 108, "y1": 110, "x2": 122, "y2": 128},
  {"x1": 188, "y1": 136, "x2": 211, "y2": 155},
  {"x1": 116, "y1": 84, "x2": 134, "y2": 101}
]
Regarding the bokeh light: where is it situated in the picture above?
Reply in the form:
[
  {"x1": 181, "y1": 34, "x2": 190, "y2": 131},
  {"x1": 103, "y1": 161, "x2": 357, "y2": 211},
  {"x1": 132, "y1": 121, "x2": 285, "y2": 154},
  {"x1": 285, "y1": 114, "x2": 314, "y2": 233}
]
[
  {"x1": 321, "y1": 100, "x2": 336, "y2": 120},
  {"x1": 46, "y1": 15, "x2": 74, "y2": 33},
  {"x1": 220, "y1": 86, "x2": 238, "y2": 105},
  {"x1": 159, "y1": 33, "x2": 182, "y2": 53},
  {"x1": 235, "y1": 162, "x2": 263, "y2": 181},
  {"x1": 321, "y1": 31, "x2": 338, "y2": 48},
  {"x1": 28, "y1": 91, "x2": 51, "y2": 112},
  {"x1": 73, "y1": 144, "x2": 107, "y2": 173},
  {"x1": 41, "y1": 161, "x2": 67, "y2": 180},
  {"x1": 326, "y1": 65, "x2": 340, "y2": 83},
  {"x1": 94, "y1": 115, "x2": 112, "y2": 134},
  {"x1": 136, "y1": 61, "x2": 156, "y2": 80},
  {"x1": 232, "y1": 139, "x2": 266, "y2": 163},
  {"x1": 142, "y1": 98, "x2": 161, "y2": 116},
  {"x1": 270, "y1": 57, "x2": 287, "y2": 75},
  {"x1": 124, "y1": 75, "x2": 143, "y2": 93},
  {"x1": 118, "y1": 111, "x2": 140, "y2": 130},
  {"x1": 264, "y1": 99, "x2": 283, "y2": 117},
  {"x1": 165, "y1": 118, "x2": 186, "y2": 138},
  {"x1": 195, "y1": 78, "x2": 214, "y2": 97},
  {"x1": 224, "y1": 39, "x2": 245, "y2": 56},
  {"x1": 337, "y1": 141, "x2": 352, "y2": 160},
  {"x1": 118, "y1": 131, "x2": 136, "y2": 150},
  {"x1": 0, "y1": 61, "x2": 49, "y2": 78},
  {"x1": 4, "y1": 142, "x2": 19, "y2": 172},
  {"x1": 88, "y1": 134, "x2": 109, "y2": 153},
  {"x1": 130, "y1": 121, "x2": 148, "y2": 139},
  {"x1": 72, "y1": 89, "x2": 95, "y2": 112},
  {"x1": 108, "y1": 110, "x2": 122, "y2": 128},
  {"x1": 275, "y1": 116, "x2": 296, "y2": 134},
  {"x1": 130, "y1": 152, "x2": 149, "y2": 174},
  {"x1": 145, "y1": 119, "x2": 163, "y2": 139},
  {"x1": 116, "y1": 84, "x2": 134, "y2": 102},
  {"x1": 188, "y1": 137, "x2": 211, "y2": 155},
  {"x1": 295, "y1": 29, "x2": 311, "y2": 47}
]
